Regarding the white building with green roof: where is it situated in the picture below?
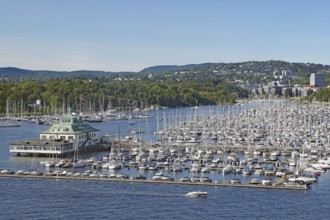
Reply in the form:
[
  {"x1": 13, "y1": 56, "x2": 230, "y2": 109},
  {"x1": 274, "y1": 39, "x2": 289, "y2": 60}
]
[
  {"x1": 40, "y1": 116, "x2": 99, "y2": 147},
  {"x1": 10, "y1": 116, "x2": 100, "y2": 156}
]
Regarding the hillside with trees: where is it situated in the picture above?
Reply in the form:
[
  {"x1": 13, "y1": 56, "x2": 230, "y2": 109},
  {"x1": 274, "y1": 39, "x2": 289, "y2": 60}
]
[
  {"x1": 1, "y1": 60, "x2": 330, "y2": 115},
  {"x1": 0, "y1": 78, "x2": 249, "y2": 115}
]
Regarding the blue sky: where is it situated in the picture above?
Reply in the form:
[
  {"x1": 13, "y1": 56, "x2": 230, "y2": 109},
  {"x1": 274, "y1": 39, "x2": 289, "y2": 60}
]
[{"x1": 0, "y1": 0, "x2": 329, "y2": 72}]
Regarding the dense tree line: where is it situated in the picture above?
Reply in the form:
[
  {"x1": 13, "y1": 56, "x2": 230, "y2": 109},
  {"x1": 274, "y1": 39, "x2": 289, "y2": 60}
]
[
  {"x1": 309, "y1": 88, "x2": 330, "y2": 103},
  {"x1": 0, "y1": 78, "x2": 249, "y2": 115}
]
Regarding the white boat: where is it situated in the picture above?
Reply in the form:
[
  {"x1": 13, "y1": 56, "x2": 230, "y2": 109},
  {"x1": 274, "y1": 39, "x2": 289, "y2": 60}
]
[
  {"x1": 152, "y1": 172, "x2": 164, "y2": 180},
  {"x1": 249, "y1": 178, "x2": 260, "y2": 184},
  {"x1": 44, "y1": 160, "x2": 56, "y2": 168},
  {"x1": 261, "y1": 179, "x2": 272, "y2": 186},
  {"x1": 253, "y1": 150, "x2": 262, "y2": 156},
  {"x1": 85, "y1": 157, "x2": 97, "y2": 165},
  {"x1": 303, "y1": 167, "x2": 324, "y2": 175},
  {"x1": 200, "y1": 177, "x2": 212, "y2": 183},
  {"x1": 288, "y1": 176, "x2": 317, "y2": 185},
  {"x1": 16, "y1": 170, "x2": 26, "y2": 175},
  {"x1": 201, "y1": 167, "x2": 210, "y2": 173},
  {"x1": 282, "y1": 181, "x2": 308, "y2": 189},
  {"x1": 230, "y1": 179, "x2": 241, "y2": 184},
  {"x1": 172, "y1": 166, "x2": 183, "y2": 172},
  {"x1": 222, "y1": 165, "x2": 233, "y2": 174},
  {"x1": 311, "y1": 163, "x2": 330, "y2": 170},
  {"x1": 116, "y1": 174, "x2": 129, "y2": 179},
  {"x1": 73, "y1": 172, "x2": 81, "y2": 177},
  {"x1": 108, "y1": 163, "x2": 122, "y2": 170},
  {"x1": 288, "y1": 160, "x2": 296, "y2": 167},
  {"x1": 185, "y1": 191, "x2": 207, "y2": 197},
  {"x1": 318, "y1": 158, "x2": 330, "y2": 165},
  {"x1": 179, "y1": 177, "x2": 191, "y2": 182},
  {"x1": 0, "y1": 121, "x2": 21, "y2": 127},
  {"x1": 0, "y1": 113, "x2": 21, "y2": 128},
  {"x1": 299, "y1": 153, "x2": 309, "y2": 158},
  {"x1": 242, "y1": 168, "x2": 252, "y2": 176},
  {"x1": 102, "y1": 162, "x2": 111, "y2": 169},
  {"x1": 73, "y1": 161, "x2": 86, "y2": 168},
  {"x1": 254, "y1": 169, "x2": 265, "y2": 176},
  {"x1": 270, "y1": 150, "x2": 280, "y2": 156},
  {"x1": 291, "y1": 151, "x2": 300, "y2": 158},
  {"x1": 0, "y1": 169, "x2": 14, "y2": 174},
  {"x1": 161, "y1": 175, "x2": 174, "y2": 181}
]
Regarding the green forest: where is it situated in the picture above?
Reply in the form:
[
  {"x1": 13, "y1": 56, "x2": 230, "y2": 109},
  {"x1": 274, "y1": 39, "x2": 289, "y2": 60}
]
[{"x1": 0, "y1": 78, "x2": 249, "y2": 115}]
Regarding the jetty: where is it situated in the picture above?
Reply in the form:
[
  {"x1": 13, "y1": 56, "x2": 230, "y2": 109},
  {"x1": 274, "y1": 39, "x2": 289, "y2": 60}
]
[{"x1": 0, "y1": 173, "x2": 308, "y2": 191}]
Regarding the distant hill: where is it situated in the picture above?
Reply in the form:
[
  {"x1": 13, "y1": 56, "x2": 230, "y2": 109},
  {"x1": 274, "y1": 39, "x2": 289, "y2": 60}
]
[
  {"x1": 139, "y1": 63, "x2": 221, "y2": 73},
  {"x1": 0, "y1": 67, "x2": 134, "y2": 80},
  {"x1": 0, "y1": 63, "x2": 222, "y2": 80},
  {"x1": 0, "y1": 67, "x2": 36, "y2": 77},
  {"x1": 1, "y1": 60, "x2": 330, "y2": 82}
]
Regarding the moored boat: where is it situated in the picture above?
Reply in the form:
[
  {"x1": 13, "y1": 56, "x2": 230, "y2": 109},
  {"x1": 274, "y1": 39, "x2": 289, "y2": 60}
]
[{"x1": 250, "y1": 178, "x2": 260, "y2": 184}]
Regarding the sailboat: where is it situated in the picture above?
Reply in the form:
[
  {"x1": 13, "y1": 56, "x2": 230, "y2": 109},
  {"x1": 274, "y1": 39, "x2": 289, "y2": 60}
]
[
  {"x1": 0, "y1": 118, "x2": 21, "y2": 127},
  {"x1": 0, "y1": 98, "x2": 21, "y2": 127},
  {"x1": 72, "y1": 146, "x2": 86, "y2": 168}
]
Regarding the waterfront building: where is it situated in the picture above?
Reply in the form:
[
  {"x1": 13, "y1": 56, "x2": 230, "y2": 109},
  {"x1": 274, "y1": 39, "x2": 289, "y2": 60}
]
[{"x1": 9, "y1": 115, "x2": 100, "y2": 156}]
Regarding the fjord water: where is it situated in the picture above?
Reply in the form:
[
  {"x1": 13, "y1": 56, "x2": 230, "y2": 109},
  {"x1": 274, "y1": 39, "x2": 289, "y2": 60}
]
[{"x1": 0, "y1": 105, "x2": 329, "y2": 219}]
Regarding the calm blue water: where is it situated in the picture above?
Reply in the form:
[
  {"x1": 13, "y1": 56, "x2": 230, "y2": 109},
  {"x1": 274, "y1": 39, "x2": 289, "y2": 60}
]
[
  {"x1": 0, "y1": 177, "x2": 329, "y2": 219},
  {"x1": 1, "y1": 105, "x2": 330, "y2": 219}
]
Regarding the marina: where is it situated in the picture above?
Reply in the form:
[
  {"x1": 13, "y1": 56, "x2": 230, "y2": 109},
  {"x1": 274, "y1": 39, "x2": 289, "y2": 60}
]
[
  {"x1": 1, "y1": 99, "x2": 330, "y2": 191},
  {"x1": 1, "y1": 100, "x2": 330, "y2": 220},
  {"x1": 2, "y1": 1, "x2": 329, "y2": 219}
]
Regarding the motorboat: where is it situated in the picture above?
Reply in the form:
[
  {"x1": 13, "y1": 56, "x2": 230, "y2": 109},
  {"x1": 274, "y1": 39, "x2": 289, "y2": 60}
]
[
  {"x1": 288, "y1": 175, "x2": 317, "y2": 185},
  {"x1": 116, "y1": 174, "x2": 129, "y2": 179},
  {"x1": 161, "y1": 175, "x2": 174, "y2": 181},
  {"x1": 261, "y1": 179, "x2": 272, "y2": 186},
  {"x1": 185, "y1": 191, "x2": 207, "y2": 197},
  {"x1": 199, "y1": 177, "x2": 212, "y2": 183},
  {"x1": 132, "y1": 175, "x2": 146, "y2": 180},
  {"x1": 190, "y1": 176, "x2": 201, "y2": 182},
  {"x1": 254, "y1": 169, "x2": 265, "y2": 176},
  {"x1": 0, "y1": 169, "x2": 14, "y2": 174},
  {"x1": 249, "y1": 178, "x2": 260, "y2": 184},
  {"x1": 222, "y1": 165, "x2": 233, "y2": 174},
  {"x1": 108, "y1": 163, "x2": 122, "y2": 170},
  {"x1": 230, "y1": 179, "x2": 241, "y2": 184},
  {"x1": 16, "y1": 170, "x2": 26, "y2": 175},
  {"x1": 152, "y1": 172, "x2": 164, "y2": 180},
  {"x1": 304, "y1": 167, "x2": 324, "y2": 175},
  {"x1": 282, "y1": 181, "x2": 308, "y2": 189},
  {"x1": 179, "y1": 176, "x2": 191, "y2": 182},
  {"x1": 242, "y1": 168, "x2": 252, "y2": 176}
]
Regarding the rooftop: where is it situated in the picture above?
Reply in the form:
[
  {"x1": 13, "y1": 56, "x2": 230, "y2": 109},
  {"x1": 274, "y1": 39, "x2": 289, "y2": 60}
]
[{"x1": 41, "y1": 115, "x2": 99, "y2": 134}]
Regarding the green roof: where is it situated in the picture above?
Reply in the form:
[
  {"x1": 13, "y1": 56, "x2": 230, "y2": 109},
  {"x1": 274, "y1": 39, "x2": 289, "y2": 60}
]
[{"x1": 41, "y1": 116, "x2": 99, "y2": 134}]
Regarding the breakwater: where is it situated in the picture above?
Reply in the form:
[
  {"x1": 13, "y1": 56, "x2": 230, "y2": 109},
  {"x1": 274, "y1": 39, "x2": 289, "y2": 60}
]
[{"x1": 0, "y1": 173, "x2": 308, "y2": 190}]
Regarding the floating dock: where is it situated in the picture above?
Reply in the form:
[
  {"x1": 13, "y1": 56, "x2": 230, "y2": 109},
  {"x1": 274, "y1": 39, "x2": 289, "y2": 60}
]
[{"x1": 0, "y1": 174, "x2": 308, "y2": 190}]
